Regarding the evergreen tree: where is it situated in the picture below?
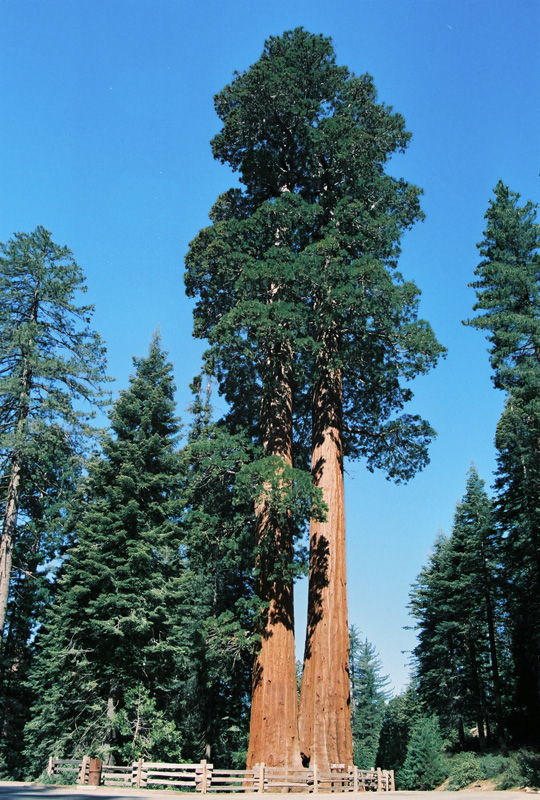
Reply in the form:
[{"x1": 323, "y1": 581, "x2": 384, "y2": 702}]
[
  {"x1": 24, "y1": 335, "x2": 186, "y2": 772},
  {"x1": 349, "y1": 627, "x2": 390, "y2": 769},
  {"x1": 400, "y1": 715, "x2": 447, "y2": 790},
  {"x1": 176, "y1": 378, "x2": 258, "y2": 766},
  {"x1": 468, "y1": 181, "x2": 540, "y2": 742},
  {"x1": 185, "y1": 27, "x2": 444, "y2": 770},
  {"x1": 494, "y1": 396, "x2": 540, "y2": 741},
  {"x1": 0, "y1": 227, "x2": 108, "y2": 637},
  {"x1": 0, "y1": 227, "x2": 108, "y2": 777},
  {"x1": 376, "y1": 684, "x2": 421, "y2": 775},
  {"x1": 410, "y1": 468, "x2": 507, "y2": 750},
  {"x1": 467, "y1": 181, "x2": 540, "y2": 396}
]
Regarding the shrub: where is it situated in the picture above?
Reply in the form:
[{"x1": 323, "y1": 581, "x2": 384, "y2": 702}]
[
  {"x1": 496, "y1": 756, "x2": 522, "y2": 790},
  {"x1": 447, "y1": 752, "x2": 483, "y2": 789},
  {"x1": 517, "y1": 751, "x2": 540, "y2": 788},
  {"x1": 480, "y1": 753, "x2": 507, "y2": 779}
]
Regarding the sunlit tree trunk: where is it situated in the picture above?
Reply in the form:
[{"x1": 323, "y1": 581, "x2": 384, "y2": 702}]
[
  {"x1": 299, "y1": 351, "x2": 353, "y2": 770},
  {"x1": 246, "y1": 346, "x2": 302, "y2": 769}
]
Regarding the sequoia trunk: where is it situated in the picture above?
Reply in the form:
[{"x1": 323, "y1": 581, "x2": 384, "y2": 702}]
[
  {"x1": 246, "y1": 349, "x2": 302, "y2": 769},
  {"x1": 299, "y1": 364, "x2": 353, "y2": 770}
]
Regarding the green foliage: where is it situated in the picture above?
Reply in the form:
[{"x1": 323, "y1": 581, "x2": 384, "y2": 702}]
[
  {"x1": 0, "y1": 226, "x2": 109, "y2": 777},
  {"x1": 186, "y1": 27, "x2": 445, "y2": 482},
  {"x1": 349, "y1": 627, "x2": 390, "y2": 769},
  {"x1": 399, "y1": 715, "x2": 447, "y2": 790},
  {"x1": 467, "y1": 181, "x2": 540, "y2": 741},
  {"x1": 176, "y1": 381, "x2": 258, "y2": 766},
  {"x1": 516, "y1": 751, "x2": 540, "y2": 788},
  {"x1": 446, "y1": 752, "x2": 484, "y2": 789},
  {"x1": 23, "y1": 334, "x2": 186, "y2": 773},
  {"x1": 376, "y1": 684, "x2": 421, "y2": 774},
  {"x1": 409, "y1": 467, "x2": 507, "y2": 747},
  {"x1": 112, "y1": 686, "x2": 183, "y2": 763},
  {"x1": 496, "y1": 755, "x2": 523, "y2": 790},
  {"x1": 467, "y1": 181, "x2": 540, "y2": 396}
]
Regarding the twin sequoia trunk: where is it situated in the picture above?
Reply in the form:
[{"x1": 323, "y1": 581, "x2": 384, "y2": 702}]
[
  {"x1": 246, "y1": 357, "x2": 302, "y2": 770},
  {"x1": 299, "y1": 366, "x2": 354, "y2": 770}
]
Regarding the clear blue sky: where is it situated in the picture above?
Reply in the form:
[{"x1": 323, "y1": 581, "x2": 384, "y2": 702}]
[{"x1": 2, "y1": 0, "x2": 539, "y2": 692}]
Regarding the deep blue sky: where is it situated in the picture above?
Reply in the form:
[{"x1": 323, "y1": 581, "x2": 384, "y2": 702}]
[{"x1": 2, "y1": 0, "x2": 539, "y2": 692}]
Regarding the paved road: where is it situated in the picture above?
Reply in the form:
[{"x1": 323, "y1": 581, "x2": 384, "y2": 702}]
[{"x1": 0, "y1": 787, "x2": 536, "y2": 800}]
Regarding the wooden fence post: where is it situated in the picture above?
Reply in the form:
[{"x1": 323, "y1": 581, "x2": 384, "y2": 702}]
[
  {"x1": 258, "y1": 762, "x2": 265, "y2": 793},
  {"x1": 200, "y1": 759, "x2": 208, "y2": 793},
  {"x1": 134, "y1": 757, "x2": 143, "y2": 788},
  {"x1": 389, "y1": 770, "x2": 395, "y2": 791},
  {"x1": 376, "y1": 767, "x2": 382, "y2": 792},
  {"x1": 88, "y1": 757, "x2": 102, "y2": 787},
  {"x1": 47, "y1": 757, "x2": 54, "y2": 777},
  {"x1": 77, "y1": 756, "x2": 89, "y2": 784},
  {"x1": 313, "y1": 763, "x2": 318, "y2": 794},
  {"x1": 353, "y1": 766, "x2": 358, "y2": 793}
]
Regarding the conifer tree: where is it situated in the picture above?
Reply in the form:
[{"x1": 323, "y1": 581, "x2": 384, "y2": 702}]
[
  {"x1": 400, "y1": 716, "x2": 447, "y2": 790},
  {"x1": 349, "y1": 628, "x2": 390, "y2": 769},
  {"x1": 410, "y1": 468, "x2": 507, "y2": 750},
  {"x1": 24, "y1": 335, "x2": 186, "y2": 772},
  {"x1": 468, "y1": 181, "x2": 540, "y2": 741},
  {"x1": 0, "y1": 227, "x2": 108, "y2": 776},
  {"x1": 186, "y1": 28, "x2": 444, "y2": 769},
  {"x1": 0, "y1": 227, "x2": 108, "y2": 636},
  {"x1": 177, "y1": 378, "x2": 258, "y2": 766},
  {"x1": 376, "y1": 685, "x2": 421, "y2": 775}
]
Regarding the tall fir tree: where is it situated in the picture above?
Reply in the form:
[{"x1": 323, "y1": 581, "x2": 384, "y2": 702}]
[
  {"x1": 0, "y1": 227, "x2": 108, "y2": 777},
  {"x1": 468, "y1": 181, "x2": 540, "y2": 742},
  {"x1": 24, "y1": 334, "x2": 186, "y2": 773},
  {"x1": 410, "y1": 468, "x2": 507, "y2": 751},
  {"x1": 176, "y1": 378, "x2": 258, "y2": 766},
  {"x1": 376, "y1": 684, "x2": 422, "y2": 776},
  {"x1": 186, "y1": 28, "x2": 444, "y2": 769},
  {"x1": 349, "y1": 627, "x2": 390, "y2": 769},
  {"x1": 0, "y1": 227, "x2": 108, "y2": 636},
  {"x1": 399, "y1": 716, "x2": 447, "y2": 790}
]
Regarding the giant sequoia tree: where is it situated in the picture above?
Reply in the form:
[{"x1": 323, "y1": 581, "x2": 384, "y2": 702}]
[{"x1": 186, "y1": 29, "x2": 443, "y2": 769}]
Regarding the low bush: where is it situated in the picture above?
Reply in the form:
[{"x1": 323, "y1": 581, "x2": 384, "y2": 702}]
[
  {"x1": 447, "y1": 752, "x2": 484, "y2": 789},
  {"x1": 517, "y1": 750, "x2": 540, "y2": 788}
]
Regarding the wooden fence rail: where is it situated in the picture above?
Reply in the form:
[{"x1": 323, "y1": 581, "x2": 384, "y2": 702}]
[{"x1": 47, "y1": 756, "x2": 394, "y2": 792}]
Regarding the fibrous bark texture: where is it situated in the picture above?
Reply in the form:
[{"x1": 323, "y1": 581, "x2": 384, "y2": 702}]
[
  {"x1": 246, "y1": 353, "x2": 302, "y2": 769},
  {"x1": 299, "y1": 366, "x2": 353, "y2": 770}
]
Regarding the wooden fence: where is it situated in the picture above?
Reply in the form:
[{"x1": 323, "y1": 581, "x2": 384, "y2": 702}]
[{"x1": 48, "y1": 756, "x2": 395, "y2": 792}]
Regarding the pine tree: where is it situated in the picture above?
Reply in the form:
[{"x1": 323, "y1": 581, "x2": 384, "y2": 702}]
[
  {"x1": 410, "y1": 468, "x2": 507, "y2": 750},
  {"x1": 467, "y1": 181, "x2": 540, "y2": 742},
  {"x1": 349, "y1": 627, "x2": 390, "y2": 769},
  {"x1": 176, "y1": 378, "x2": 258, "y2": 766},
  {"x1": 376, "y1": 685, "x2": 421, "y2": 775},
  {"x1": 467, "y1": 181, "x2": 540, "y2": 396},
  {"x1": 186, "y1": 28, "x2": 444, "y2": 769},
  {"x1": 400, "y1": 715, "x2": 447, "y2": 790},
  {"x1": 24, "y1": 335, "x2": 186, "y2": 772},
  {"x1": 0, "y1": 227, "x2": 108, "y2": 637}
]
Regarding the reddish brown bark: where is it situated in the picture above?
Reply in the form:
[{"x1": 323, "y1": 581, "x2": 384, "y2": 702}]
[
  {"x1": 299, "y1": 365, "x2": 353, "y2": 770},
  {"x1": 246, "y1": 351, "x2": 302, "y2": 769}
]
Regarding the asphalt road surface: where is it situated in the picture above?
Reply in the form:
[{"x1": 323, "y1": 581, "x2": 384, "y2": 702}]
[{"x1": 0, "y1": 786, "x2": 536, "y2": 800}]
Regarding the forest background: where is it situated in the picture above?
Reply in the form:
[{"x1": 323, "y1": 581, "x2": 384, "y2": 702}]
[{"x1": 1, "y1": 0, "x2": 539, "y2": 699}]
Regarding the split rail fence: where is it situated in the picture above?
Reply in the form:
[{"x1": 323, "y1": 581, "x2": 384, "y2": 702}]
[{"x1": 48, "y1": 756, "x2": 394, "y2": 792}]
